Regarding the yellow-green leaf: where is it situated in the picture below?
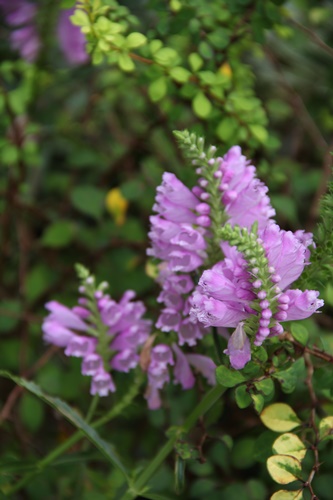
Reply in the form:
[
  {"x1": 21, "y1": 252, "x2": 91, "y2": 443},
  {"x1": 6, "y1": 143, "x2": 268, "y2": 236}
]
[
  {"x1": 188, "y1": 52, "x2": 203, "y2": 72},
  {"x1": 118, "y1": 54, "x2": 135, "y2": 72},
  {"x1": 192, "y1": 92, "x2": 212, "y2": 119},
  {"x1": 148, "y1": 77, "x2": 167, "y2": 102},
  {"x1": 319, "y1": 416, "x2": 333, "y2": 440},
  {"x1": 271, "y1": 489, "x2": 303, "y2": 500},
  {"x1": 153, "y1": 47, "x2": 179, "y2": 67},
  {"x1": 126, "y1": 32, "x2": 147, "y2": 49},
  {"x1": 70, "y1": 9, "x2": 90, "y2": 27},
  {"x1": 260, "y1": 404, "x2": 301, "y2": 432},
  {"x1": 249, "y1": 124, "x2": 268, "y2": 143},
  {"x1": 267, "y1": 455, "x2": 302, "y2": 484},
  {"x1": 216, "y1": 117, "x2": 238, "y2": 141},
  {"x1": 169, "y1": 66, "x2": 191, "y2": 83},
  {"x1": 149, "y1": 39, "x2": 163, "y2": 55},
  {"x1": 272, "y1": 433, "x2": 307, "y2": 461}
]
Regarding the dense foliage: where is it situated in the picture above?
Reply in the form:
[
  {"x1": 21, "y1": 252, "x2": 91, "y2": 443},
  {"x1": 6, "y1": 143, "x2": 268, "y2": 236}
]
[{"x1": 1, "y1": 1, "x2": 333, "y2": 499}]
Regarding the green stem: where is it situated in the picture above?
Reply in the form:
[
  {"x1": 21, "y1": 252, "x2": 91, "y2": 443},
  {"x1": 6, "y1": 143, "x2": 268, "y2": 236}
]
[
  {"x1": 212, "y1": 327, "x2": 224, "y2": 365},
  {"x1": 4, "y1": 375, "x2": 143, "y2": 497},
  {"x1": 86, "y1": 394, "x2": 99, "y2": 423},
  {"x1": 121, "y1": 384, "x2": 226, "y2": 500}
]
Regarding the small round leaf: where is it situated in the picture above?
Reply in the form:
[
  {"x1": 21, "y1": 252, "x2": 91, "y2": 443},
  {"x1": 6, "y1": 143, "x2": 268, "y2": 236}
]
[
  {"x1": 260, "y1": 403, "x2": 301, "y2": 432},
  {"x1": 148, "y1": 77, "x2": 168, "y2": 102},
  {"x1": 118, "y1": 53, "x2": 135, "y2": 72},
  {"x1": 273, "y1": 433, "x2": 307, "y2": 461},
  {"x1": 319, "y1": 416, "x2": 333, "y2": 440},
  {"x1": 270, "y1": 490, "x2": 303, "y2": 500},
  {"x1": 192, "y1": 92, "x2": 212, "y2": 119},
  {"x1": 267, "y1": 455, "x2": 302, "y2": 484},
  {"x1": 126, "y1": 32, "x2": 147, "y2": 49}
]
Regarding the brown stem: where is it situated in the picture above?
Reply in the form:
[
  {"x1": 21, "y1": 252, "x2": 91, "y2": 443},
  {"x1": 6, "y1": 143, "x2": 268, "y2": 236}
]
[
  {"x1": 282, "y1": 332, "x2": 333, "y2": 364},
  {"x1": 288, "y1": 17, "x2": 333, "y2": 60},
  {"x1": 264, "y1": 47, "x2": 327, "y2": 152},
  {"x1": 303, "y1": 353, "x2": 321, "y2": 499}
]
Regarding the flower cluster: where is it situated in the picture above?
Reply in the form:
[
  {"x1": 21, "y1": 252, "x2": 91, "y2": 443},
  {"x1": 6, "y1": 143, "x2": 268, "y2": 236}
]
[
  {"x1": 0, "y1": 2, "x2": 88, "y2": 65},
  {"x1": 149, "y1": 131, "x2": 323, "y2": 372},
  {"x1": 41, "y1": 131, "x2": 324, "y2": 408},
  {"x1": 191, "y1": 223, "x2": 323, "y2": 369},
  {"x1": 147, "y1": 172, "x2": 208, "y2": 346},
  {"x1": 0, "y1": 0, "x2": 40, "y2": 62},
  {"x1": 42, "y1": 274, "x2": 151, "y2": 397}
]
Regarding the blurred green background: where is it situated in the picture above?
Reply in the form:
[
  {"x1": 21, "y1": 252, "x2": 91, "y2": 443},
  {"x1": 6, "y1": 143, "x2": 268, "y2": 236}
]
[{"x1": 1, "y1": 0, "x2": 333, "y2": 498}]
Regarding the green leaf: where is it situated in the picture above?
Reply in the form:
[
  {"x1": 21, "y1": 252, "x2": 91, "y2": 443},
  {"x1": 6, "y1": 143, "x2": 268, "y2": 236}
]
[
  {"x1": 149, "y1": 39, "x2": 163, "y2": 55},
  {"x1": 260, "y1": 404, "x2": 301, "y2": 432},
  {"x1": 41, "y1": 220, "x2": 75, "y2": 248},
  {"x1": 267, "y1": 455, "x2": 303, "y2": 484},
  {"x1": 249, "y1": 124, "x2": 268, "y2": 143},
  {"x1": 19, "y1": 393, "x2": 45, "y2": 433},
  {"x1": 198, "y1": 41, "x2": 214, "y2": 59},
  {"x1": 71, "y1": 186, "x2": 105, "y2": 220},
  {"x1": 0, "y1": 371, "x2": 129, "y2": 480},
  {"x1": 192, "y1": 92, "x2": 212, "y2": 119},
  {"x1": 290, "y1": 324, "x2": 309, "y2": 346},
  {"x1": 216, "y1": 117, "x2": 238, "y2": 141},
  {"x1": 198, "y1": 71, "x2": 217, "y2": 86},
  {"x1": 319, "y1": 416, "x2": 333, "y2": 440},
  {"x1": 251, "y1": 393, "x2": 264, "y2": 413},
  {"x1": 188, "y1": 53, "x2": 203, "y2": 72},
  {"x1": 207, "y1": 28, "x2": 230, "y2": 49},
  {"x1": 235, "y1": 384, "x2": 252, "y2": 408},
  {"x1": 126, "y1": 32, "x2": 147, "y2": 49},
  {"x1": 118, "y1": 53, "x2": 135, "y2": 72},
  {"x1": 153, "y1": 47, "x2": 179, "y2": 67},
  {"x1": 216, "y1": 365, "x2": 246, "y2": 388},
  {"x1": 70, "y1": 9, "x2": 90, "y2": 27},
  {"x1": 272, "y1": 433, "x2": 307, "y2": 461},
  {"x1": 169, "y1": 66, "x2": 191, "y2": 84},
  {"x1": 270, "y1": 489, "x2": 303, "y2": 500},
  {"x1": 148, "y1": 77, "x2": 168, "y2": 102},
  {"x1": 272, "y1": 358, "x2": 305, "y2": 394},
  {"x1": 255, "y1": 378, "x2": 274, "y2": 396}
]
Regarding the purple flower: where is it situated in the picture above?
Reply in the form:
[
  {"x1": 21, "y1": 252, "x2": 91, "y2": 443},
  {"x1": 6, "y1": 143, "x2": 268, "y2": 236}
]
[
  {"x1": 42, "y1": 320, "x2": 76, "y2": 347},
  {"x1": 57, "y1": 8, "x2": 89, "y2": 65},
  {"x1": 223, "y1": 322, "x2": 251, "y2": 370},
  {"x1": 42, "y1": 289, "x2": 151, "y2": 396},
  {"x1": 82, "y1": 354, "x2": 103, "y2": 376},
  {"x1": 172, "y1": 343, "x2": 216, "y2": 389},
  {"x1": 91, "y1": 369, "x2": 116, "y2": 397},
  {"x1": 172, "y1": 343, "x2": 195, "y2": 389},
  {"x1": 144, "y1": 343, "x2": 174, "y2": 410},
  {"x1": 191, "y1": 223, "x2": 323, "y2": 368},
  {"x1": 45, "y1": 301, "x2": 88, "y2": 331},
  {"x1": 185, "y1": 354, "x2": 216, "y2": 385},
  {"x1": 283, "y1": 290, "x2": 324, "y2": 321},
  {"x1": 0, "y1": 0, "x2": 40, "y2": 62},
  {"x1": 217, "y1": 146, "x2": 275, "y2": 230},
  {"x1": 64, "y1": 335, "x2": 96, "y2": 357},
  {"x1": 110, "y1": 349, "x2": 139, "y2": 372}
]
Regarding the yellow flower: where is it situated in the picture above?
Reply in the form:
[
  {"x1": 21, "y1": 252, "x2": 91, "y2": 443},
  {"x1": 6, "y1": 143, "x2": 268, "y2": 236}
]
[
  {"x1": 219, "y1": 62, "x2": 232, "y2": 79},
  {"x1": 105, "y1": 188, "x2": 128, "y2": 226}
]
